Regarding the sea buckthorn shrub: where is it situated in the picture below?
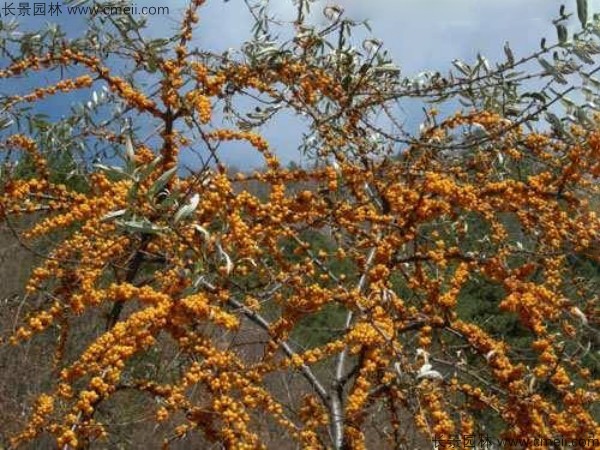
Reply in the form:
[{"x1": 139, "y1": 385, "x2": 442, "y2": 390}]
[{"x1": 0, "y1": 1, "x2": 599, "y2": 449}]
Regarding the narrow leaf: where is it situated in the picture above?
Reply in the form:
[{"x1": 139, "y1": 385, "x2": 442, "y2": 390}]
[
  {"x1": 193, "y1": 224, "x2": 211, "y2": 240},
  {"x1": 577, "y1": 0, "x2": 588, "y2": 28},
  {"x1": 503, "y1": 41, "x2": 515, "y2": 65},
  {"x1": 556, "y1": 23, "x2": 568, "y2": 44},
  {"x1": 217, "y1": 241, "x2": 234, "y2": 275},
  {"x1": 124, "y1": 135, "x2": 135, "y2": 163},
  {"x1": 148, "y1": 166, "x2": 177, "y2": 198},
  {"x1": 101, "y1": 209, "x2": 127, "y2": 222},
  {"x1": 117, "y1": 218, "x2": 165, "y2": 234},
  {"x1": 173, "y1": 193, "x2": 200, "y2": 223}
]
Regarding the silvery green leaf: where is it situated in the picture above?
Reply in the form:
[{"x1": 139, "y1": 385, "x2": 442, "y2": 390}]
[
  {"x1": 394, "y1": 362, "x2": 411, "y2": 384},
  {"x1": 556, "y1": 23, "x2": 568, "y2": 44},
  {"x1": 217, "y1": 241, "x2": 234, "y2": 275},
  {"x1": 566, "y1": 113, "x2": 577, "y2": 122},
  {"x1": 528, "y1": 375, "x2": 537, "y2": 393},
  {"x1": 471, "y1": 122, "x2": 488, "y2": 135},
  {"x1": 101, "y1": 209, "x2": 127, "y2": 222},
  {"x1": 452, "y1": 59, "x2": 471, "y2": 76},
  {"x1": 504, "y1": 103, "x2": 521, "y2": 116},
  {"x1": 538, "y1": 58, "x2": 555, "y2": 72},
  {"x1": 571, "y1": 306, "x2": 588, "y2": 325},
  {"x1": 575, "y1": 107, "x2": 593, "y2": 126},
  {"x1": 362, "y1": 38, "x2": 381, "y2": 53},
  {"x1": 193, "y1": 224, "x2": 211, "y2": 240},
  {"x1": 148, "y1": 166, "x2": 177, "y2": 198},
  {"x1": 323, "y1": 5, "x2": 343, "y2": 21},
  {"x1": 584, "y1": 40, "x2": 600, "y2": 54},
  {"x1": 545, "y1": 112, "x2": 563, "y2": 131},
  {"x1": 477, "y1": 53, "x2": 491, "y2": 73},
  {"x1": 504, "y1": 41, "x2": 515, "y2": 65},
  {"x1": 582, "y1": 73, "x2": 600, "y2": 89},
  {"x1": 0, "y1": 117, "x2": 13, "y2": 130},
  {"x1": 582, "y1": 86, "x2": 595, "y2": 99},
  {"x1": 93, "y1": 163, "x2": 129, "y2": 179},
  {"x1": 560, "y1": 96, "x2": 578, "y2": 109},
  {"x1": 135, "y1": 155, "x2": 163, "y2": 182},
  {"x1": 466, "y1": 123, "x2": 488, "y2": 141},
  {"x1": 117, "y1": 218, "x2": 165, "y2": 234},
  {"x1": 537, "y1": 58, "x2": 567, "y2": 83},
  {"x1": 416, "y1": 359, "x2": 443, "y2": 380},
  {"x1": 521, "y1": 92, "x2": 547, "y2": 103},
  {"x1": 505, "y1": 70, "x2": 526, "y2": 79},
  {"x1": 586, "y1": 101, "x2": 600, "y2": 110},
  {"x1": 238, "y1": 257, "x2": 257, "y2": 267},
  {"x1": 394, "y1": 362, "x2": 403, "y2": 377},
  {"x1": 416, "y1": 369, "x2": 443, "y2": 380},
  {"x1": 573, "y1": 45, "x2": 594, "y2": 64},
  {"x1": 124, "y1": 135, "x2": 135, "y2": 163},
  {"x1": 485, "y1": 350, "x2": 497, "y2": 361},
  {"x1": 373, "y1": 63, "x2": 400, "y2": 74},
  {"x1": 181, "y1": 275, "x2": 205, "y2": 296},
  {"x1": 577, "y1": 0, "x2": 588, "y2": 28},
  {"x1": 416, "y1": 348, "x2": 429, "y2": 359},
  {"x1": 173, "y1": 193, "x2": 200, "y2": 223},
  {"x1": 255, "y1": 46, "x2": 279, "y2": 59}
]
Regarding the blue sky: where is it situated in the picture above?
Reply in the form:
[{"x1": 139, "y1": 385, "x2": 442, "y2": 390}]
[
  {"x1": 4, "y1": 0, "x2": 599, "y2": 168},
  {"x1": 202, "y1": 0, "x2": 598, "y2": 73}
]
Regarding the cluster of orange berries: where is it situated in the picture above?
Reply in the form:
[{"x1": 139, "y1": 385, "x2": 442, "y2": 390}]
[
  {"x1": 300, "y1": 395, "x2": 330, "y2": 429},
  {"x1": 185, "y1": 90, "x2": 212, "y2": 123},
  {"x1": 7, "y1": 75, "x2": 94, "y2": 106},
  {"x1": 1, "y1": 0, "x2": 599, "y2": 446},
  {"x1": 222, "y1": 64, "x2": 273, "y2": 94},
  {"x1": 0, "y1": 52, "x2": 58, "y2": 78},
  {"x1": 284, "y1": 340, "x2": 346, "y2": 369},
  {"x1": 208, "y1": 129, "x2": 269, "y2": 152},
  {"x1": 178, "y1": 1, "x2": 202, "y2": 45},
  {"x1": 10, "y1": 394, "x2": 54, "y2": 446},
  {"x1": 4, "y1": 134, "x2": 49, "y2": 178},
  {"x1": 179, "y1": 293, "x2": 239, "y2": 330},
  {"x1": 418, "y1": 381, "x2": 455, "y2": 438},
  {"x1": 437, "y1": 262, "x2": 470, "y2": 308},
  {"x1": 108, "y1": 75, "x2": 158, "y2": 112},
  {"x1": 11, "y1": 301, "x2": 61, "y2": 343}
]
